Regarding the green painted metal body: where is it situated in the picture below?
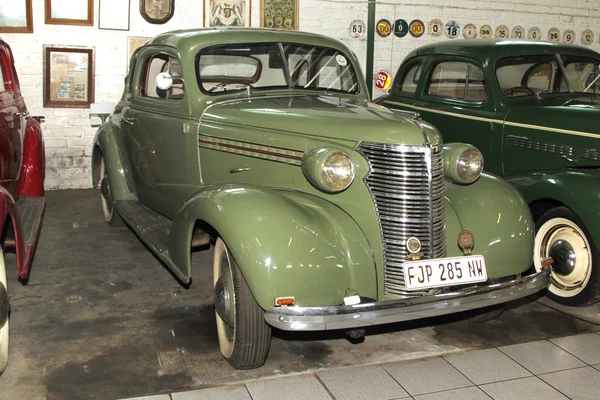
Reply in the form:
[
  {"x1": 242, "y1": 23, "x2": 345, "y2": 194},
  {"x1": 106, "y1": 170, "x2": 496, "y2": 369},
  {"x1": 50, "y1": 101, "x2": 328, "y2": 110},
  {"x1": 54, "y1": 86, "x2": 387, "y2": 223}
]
[
  {"x1": 93, "y1": 30, "x2": 534, "y2": 311},
  {"x1": 378, "y1": 38, "x2": 600, "y2": 246}
]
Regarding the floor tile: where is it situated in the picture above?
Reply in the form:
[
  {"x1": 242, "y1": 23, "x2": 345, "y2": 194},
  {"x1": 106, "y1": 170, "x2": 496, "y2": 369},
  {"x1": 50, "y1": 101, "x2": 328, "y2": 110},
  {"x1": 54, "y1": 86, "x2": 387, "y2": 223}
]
[
  {"x1": 383, "y1": 357, "x2": 472, "y2": 395},
  {"x1": 247, "y1": 374, "x2": 331, "y2": 400},
  {"x1": 444, "y1": 348, "x2": 531, "y2": 385},
  {"x1": 414, "y1": 387, "x2": 489, "y2": 400},
  {"x1": 317, "y1": 365, "x2": 409, "y2": 400},
  {"x1": 498, "y1": 340, "x2": 585, "y2": 374},
  {"x1": 594, "y1": 364, "x2": 600, "y2": 372},
  {"x1": 480, "y1": 376, "x2": 568, "y2": 400},
  {"x1": 539, "y1": 366, "x2": 600, "y2": 400},
  {"x1": 172, "y1": 385, "x2": 251, "y2": 400},
  {"x1": 550, "y1": 333, "x2": 600, "y2": 365}
]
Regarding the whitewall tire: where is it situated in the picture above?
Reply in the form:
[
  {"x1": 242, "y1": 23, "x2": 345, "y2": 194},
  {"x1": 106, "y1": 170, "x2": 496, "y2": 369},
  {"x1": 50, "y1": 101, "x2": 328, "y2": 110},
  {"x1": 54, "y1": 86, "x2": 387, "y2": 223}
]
[
  {"x1": 0, "y1": 248, "x2": 9, "y2": 374},
  {"x1": 99, "y1": 156, "x2": 124, "y2": 227}
]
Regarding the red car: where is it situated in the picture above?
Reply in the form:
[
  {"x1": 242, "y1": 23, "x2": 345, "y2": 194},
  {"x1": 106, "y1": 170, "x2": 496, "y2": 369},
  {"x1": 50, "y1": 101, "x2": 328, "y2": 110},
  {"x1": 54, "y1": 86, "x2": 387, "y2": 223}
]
[{"x1": 0, "y1": 38, "x2": 45, "y2": 374}]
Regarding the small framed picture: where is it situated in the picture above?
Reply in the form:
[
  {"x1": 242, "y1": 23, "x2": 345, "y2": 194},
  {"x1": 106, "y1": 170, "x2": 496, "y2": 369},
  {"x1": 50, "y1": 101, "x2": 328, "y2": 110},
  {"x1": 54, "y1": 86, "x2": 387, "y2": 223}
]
[
  {"x1": 45, "y1": 0, "x2": 94, "y2": 26},
  {"x1": 140, "y1": 0, "x2": 175, "y2": 24},
  {"x1": 99, "y1": 0, "x2": 131, "y2": 31},
  {"x1": 44, "y1": 46, "x2": 95, "y2": 108},
  {"x1": 260, "y1": 0, "x2": 298, "y2": 30},
  {"x1": 0, "y1": 0, "x2": 33, "y2": 33},
  {"x1": 204, "y1": 0, "x2": 251, "y2": 27}
]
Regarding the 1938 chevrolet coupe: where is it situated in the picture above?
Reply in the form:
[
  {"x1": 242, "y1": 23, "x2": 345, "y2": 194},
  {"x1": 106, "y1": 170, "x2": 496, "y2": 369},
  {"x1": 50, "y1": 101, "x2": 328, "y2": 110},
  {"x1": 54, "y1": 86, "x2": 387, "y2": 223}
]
[
  {"x1": 377, "y1": 39, "x2": 600, "y2": 307},
  {"x1": 92, "y1": 29, "x2": 549, "y2": 369}
]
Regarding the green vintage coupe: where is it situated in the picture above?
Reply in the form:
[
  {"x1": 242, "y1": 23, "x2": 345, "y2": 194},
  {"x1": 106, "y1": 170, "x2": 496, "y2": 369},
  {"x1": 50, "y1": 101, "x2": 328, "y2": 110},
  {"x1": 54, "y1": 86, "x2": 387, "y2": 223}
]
[
  {"x1": 92, "y1": 29, "x2": 548, "y2": 369},
  {"x1": 377, "y1": 39, "x2": 600, "y2": 307}
]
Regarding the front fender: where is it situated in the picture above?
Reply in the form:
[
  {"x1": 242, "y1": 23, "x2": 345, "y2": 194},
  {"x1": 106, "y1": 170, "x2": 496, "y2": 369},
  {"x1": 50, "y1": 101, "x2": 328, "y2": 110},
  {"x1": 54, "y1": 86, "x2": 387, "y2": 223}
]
[
  {"x1": 445, "y1": 173, "x2": 535, "y2": 278},
  {"x1": 16, "y1": 117, "x2": 44, "y2": 197},
  {"x1": 92, "y1": 123, "x2": 136, "y2": 201},
  {"x1": 169, "y1": 184, "x2": 377, "y2": 309},
  {"x1": 506, "y1": 169, "x2": 600, "y2": 246}
]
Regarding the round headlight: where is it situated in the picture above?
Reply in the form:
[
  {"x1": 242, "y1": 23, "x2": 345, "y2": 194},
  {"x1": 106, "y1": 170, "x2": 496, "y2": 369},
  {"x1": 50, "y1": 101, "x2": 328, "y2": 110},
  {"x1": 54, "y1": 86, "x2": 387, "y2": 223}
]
[
  {"x1": 443, "y1": 143, "x2": 484, "y2": 184},
  {"x1": 322, "y1": 152, "x2": 355, "y2": 191},
  {"x1": 457, "y1": 147, "x2": 483, "y2": 183}
]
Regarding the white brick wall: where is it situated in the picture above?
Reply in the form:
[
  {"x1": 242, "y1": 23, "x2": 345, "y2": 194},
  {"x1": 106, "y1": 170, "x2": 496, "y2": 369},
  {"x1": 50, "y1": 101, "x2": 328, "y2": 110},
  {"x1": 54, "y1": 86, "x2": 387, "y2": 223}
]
[{"x1": 2, "y1": 0, "x2": 600, "y2": 189}]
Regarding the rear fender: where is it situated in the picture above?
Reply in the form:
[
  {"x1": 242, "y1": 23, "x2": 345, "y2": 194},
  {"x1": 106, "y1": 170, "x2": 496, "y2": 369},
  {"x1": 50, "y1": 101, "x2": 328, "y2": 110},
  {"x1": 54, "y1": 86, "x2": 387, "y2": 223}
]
[
  {"x1": 92, "y1": 124, "x2": 136, "y2": 201},
  {"x1": 445, "y1": 173, "x2": 535, "y2": 278},
  {"x1": 16, "y1": 117, "x2": 45, "y2": 197},
  {"x1": 506, "y1": 169, "x2": 600, "y2": 247},
  {"x1": 169, "y1": 184, "x2": 377, "y2": 309},
  {"x1": 0, "y1": 188, "x2": 25, "y2": 279}
]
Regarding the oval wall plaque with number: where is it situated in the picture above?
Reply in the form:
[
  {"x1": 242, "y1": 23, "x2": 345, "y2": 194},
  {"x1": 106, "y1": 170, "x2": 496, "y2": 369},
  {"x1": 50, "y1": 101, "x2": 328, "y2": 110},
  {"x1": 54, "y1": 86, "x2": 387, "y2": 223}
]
[
  {"x1": 479, "y1": 24, "x2": 492, "y2": 38},
  {"x1": 528, "y1": 26, "x2": 542, "y2": 40},
  {"x1": 429, "y1": 19, "x2": 443, "y2": 37},
  {"x1": 511, "y1": 25, "x2": 525, "y2": 39},
  {"x1": 376, "y1": 19, "x2": 392, "y2": 37},
  {"x1": 394, "y1": 19, "x2": 409, "y2": 37},
  {"x1": 547, "y1": 27, "x2": 560, "y2": 42},
  {"x1": 374, "y1": 70, "x2": 392, "y2": 91},
  {"x1": 140, "y1": 0, "x2": 175, "y2": 24},
  {"x1": 348, "y1": 19, "x2": 366, "y2": 39},
  {"x1": 445, "y1": 20, "x2": 460, "y2": 39},
  {"x1": 563, "y1": 29, "x2": 575, "y2": 44},
  {"x1": 409, "y1": 19, "x2": 425, "y2": 37},
  {"x1": 495, "y1": 24, "x2": 509, "y2": 39},
  {"x1": 463, "y1": 23, "x2": 477, "y2": 39},
  {"x1": 581, "y1": 29, "x2": 594, "y2": 46}
]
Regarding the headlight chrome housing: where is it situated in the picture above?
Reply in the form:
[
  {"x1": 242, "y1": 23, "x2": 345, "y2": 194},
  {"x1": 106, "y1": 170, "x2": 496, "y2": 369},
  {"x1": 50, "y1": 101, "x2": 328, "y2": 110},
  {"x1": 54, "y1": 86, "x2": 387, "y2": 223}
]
[
  {"x1": 443, "y1": 143, "x2": 484, "y2": 184},
  {"x1": 302, "y1": 148, "x2": 355, "y2": 193}
]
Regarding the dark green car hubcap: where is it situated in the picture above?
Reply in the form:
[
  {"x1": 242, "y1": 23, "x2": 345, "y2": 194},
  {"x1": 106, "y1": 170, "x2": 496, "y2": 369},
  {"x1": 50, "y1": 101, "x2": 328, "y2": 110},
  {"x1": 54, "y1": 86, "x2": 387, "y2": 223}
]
[{"x1": 549, "y1": 239, "x2": 576, "y2": 276}]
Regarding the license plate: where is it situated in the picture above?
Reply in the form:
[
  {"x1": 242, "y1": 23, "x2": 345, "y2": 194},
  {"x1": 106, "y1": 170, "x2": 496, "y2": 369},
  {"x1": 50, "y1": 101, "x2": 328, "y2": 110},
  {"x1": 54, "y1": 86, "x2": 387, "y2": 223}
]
[{"x1": 403, "y1": 255, "x2": 487, "y2": 291}]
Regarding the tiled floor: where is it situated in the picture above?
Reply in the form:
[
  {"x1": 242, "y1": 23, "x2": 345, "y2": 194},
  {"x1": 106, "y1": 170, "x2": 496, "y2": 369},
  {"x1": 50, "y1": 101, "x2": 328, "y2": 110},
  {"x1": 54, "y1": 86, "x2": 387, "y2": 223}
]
[{"x1": 124, "y1": 331, "x2": 600, "y2": 400}]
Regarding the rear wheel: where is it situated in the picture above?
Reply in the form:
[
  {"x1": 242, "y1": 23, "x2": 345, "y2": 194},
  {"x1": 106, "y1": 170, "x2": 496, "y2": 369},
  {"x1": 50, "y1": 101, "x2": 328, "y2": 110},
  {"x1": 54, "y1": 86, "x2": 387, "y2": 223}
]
[
  {"x1": 213, "y1": 238, "x2": 271, "y2": 369},
  {"x1": 534, "y1": 207, "x2": 600, "y2": 306},
  {"x1": 0, "y1": 249, "x2": 9, "y2": 374},
  {"x1": 99, "y1": 156, "x2": 124, "y2": 227}
]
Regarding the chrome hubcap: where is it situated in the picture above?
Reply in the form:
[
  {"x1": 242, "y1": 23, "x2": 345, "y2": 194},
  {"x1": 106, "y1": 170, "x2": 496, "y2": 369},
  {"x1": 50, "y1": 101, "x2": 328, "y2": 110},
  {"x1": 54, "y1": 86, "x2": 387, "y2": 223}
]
[
  {"x1": 548, "y1": 239, "x2": 576, "y2": 276},
  {"x1": 215, "y1": 254, "x2": 235, "y2": 340}
]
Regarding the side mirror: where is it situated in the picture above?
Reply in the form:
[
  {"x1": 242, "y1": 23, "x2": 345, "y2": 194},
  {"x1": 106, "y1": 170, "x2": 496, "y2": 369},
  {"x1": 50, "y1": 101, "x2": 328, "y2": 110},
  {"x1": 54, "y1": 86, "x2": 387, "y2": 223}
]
[{"x1": 156, "y1": 72, "x2": 173, "y2": 90}]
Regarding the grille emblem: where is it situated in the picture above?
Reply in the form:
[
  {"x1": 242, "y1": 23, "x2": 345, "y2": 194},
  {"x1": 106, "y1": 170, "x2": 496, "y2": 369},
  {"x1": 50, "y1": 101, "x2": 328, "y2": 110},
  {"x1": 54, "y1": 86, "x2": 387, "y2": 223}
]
[
  {"x1": 406, "y1": 237, "x2": 424, "y2": 260},
  {"x1": 458, "y1": 230, "x2": 474, "y2": 255}
]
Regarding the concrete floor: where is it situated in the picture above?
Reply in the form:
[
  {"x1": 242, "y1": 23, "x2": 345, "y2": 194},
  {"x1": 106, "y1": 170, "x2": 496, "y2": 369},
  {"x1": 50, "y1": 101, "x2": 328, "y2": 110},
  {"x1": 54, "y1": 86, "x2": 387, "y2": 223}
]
[{"x1": 0, "y1": 189, "x2": 599, "y2": 400}]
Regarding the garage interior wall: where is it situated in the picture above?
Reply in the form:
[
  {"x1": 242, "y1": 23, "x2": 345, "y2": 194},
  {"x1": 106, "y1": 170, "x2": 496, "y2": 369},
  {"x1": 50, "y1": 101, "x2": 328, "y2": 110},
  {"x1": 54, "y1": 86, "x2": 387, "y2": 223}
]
[{"x1": 2, "y1": 0, "x2": 599, "y2": 189}]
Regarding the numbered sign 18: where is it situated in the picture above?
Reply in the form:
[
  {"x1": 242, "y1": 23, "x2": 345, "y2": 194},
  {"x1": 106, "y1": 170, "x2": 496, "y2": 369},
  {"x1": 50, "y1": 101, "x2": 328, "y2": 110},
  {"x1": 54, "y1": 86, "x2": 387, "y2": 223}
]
[
  {"x1": 429, "y1": 19, "x2": 443, "y2": 37},
  {"x1": 348, "y1": 19, "x2": 366, "y2": 39},
  {"x1": 394, "y1": 19, "x2": 409, "y2": 38},
  {"x1": 528, "y1": 26, "x2": 542, "y2": 40},
  {"x1": 563, "y1": 29, "x2": 575, "y2": 44},
  {"x1": 374, "y1": 70, "x2": 392, "y2": 91},
  {"x1": 445, "y1": 20, "x2": 460, "y2": 39},
  {"x1": 495, "y1": 24, "x2": 509, "y2": 39},
  {"x1": 376, "y1": 19, "x2": 392, "y2": 38},
  {"x1": 409, "y1": 19, "x2": 425, "y2": 38},
  {"x1": 463, "y1": 23, "x2": 477, "y2": 39},
  {"x1": 581, "y1": 28, "x2": 594, "y2": 46},
  {"x1": 547, "y1": 27, "x2": 560, "y2": 42},
  {"x1": 511, "y1": 25, "x2": 525, "y2": 39},
  {"x1": 479, "y1": 24, "x2": 492, "y2": 38}
]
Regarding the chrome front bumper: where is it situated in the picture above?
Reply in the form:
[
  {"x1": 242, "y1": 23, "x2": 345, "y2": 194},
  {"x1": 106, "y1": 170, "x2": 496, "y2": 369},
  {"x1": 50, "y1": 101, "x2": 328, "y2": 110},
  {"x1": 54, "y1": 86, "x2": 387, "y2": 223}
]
[{"x1": 264, "y1": 268, "x2": 550, "y2": 331}]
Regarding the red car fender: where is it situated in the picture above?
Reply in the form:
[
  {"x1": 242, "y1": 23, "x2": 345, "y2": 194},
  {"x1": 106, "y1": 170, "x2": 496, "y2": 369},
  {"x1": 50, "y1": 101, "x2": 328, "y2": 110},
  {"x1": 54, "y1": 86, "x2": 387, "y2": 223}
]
[
  {"x1": 16, "y1": 117, "x2": 45, "y2": 197},
  {"x1": 0, "y1": 188, "x2": 26, "y2": 279}
]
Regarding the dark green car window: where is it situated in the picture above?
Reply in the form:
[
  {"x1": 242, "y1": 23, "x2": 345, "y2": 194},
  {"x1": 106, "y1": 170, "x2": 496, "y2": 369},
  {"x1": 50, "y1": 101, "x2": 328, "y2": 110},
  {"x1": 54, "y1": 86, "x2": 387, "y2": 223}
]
[
  {"x1": 427, "y1": 62, "x2": 487, "y2": 101},
  {"x1": 400, "y1": 63, "x2": 422, "y2": 93},
  {"x1": 141, "y1": 54, "x2": 185, "y2": 100}
]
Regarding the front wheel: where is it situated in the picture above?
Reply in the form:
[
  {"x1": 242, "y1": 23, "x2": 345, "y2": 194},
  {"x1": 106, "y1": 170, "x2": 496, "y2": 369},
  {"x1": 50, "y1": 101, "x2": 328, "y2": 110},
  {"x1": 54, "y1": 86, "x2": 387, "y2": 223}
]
[
  {"x1": 534, "y1": 207, "x2": 600, "y2": 306},
  {"x1": 213, "y1": 238, "x2": 271, "y2": 369},
  {"x1": 99, "y1": 156, "x2": 124, "y2": 227},
  {"x1": 0, "y1": 248, "x2": 9, "y2": 374}
]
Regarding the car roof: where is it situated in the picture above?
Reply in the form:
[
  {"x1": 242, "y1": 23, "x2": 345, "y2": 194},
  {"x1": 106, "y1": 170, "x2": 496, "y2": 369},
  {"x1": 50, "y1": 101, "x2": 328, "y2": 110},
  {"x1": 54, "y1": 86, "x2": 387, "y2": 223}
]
[{"x1": 407, "y1": 39, "x2": 600, "y2": 62}]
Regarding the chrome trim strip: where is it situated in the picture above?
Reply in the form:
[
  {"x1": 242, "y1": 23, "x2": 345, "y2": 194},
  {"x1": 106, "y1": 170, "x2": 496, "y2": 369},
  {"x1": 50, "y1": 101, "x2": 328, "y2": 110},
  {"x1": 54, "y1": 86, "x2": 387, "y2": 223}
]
[
  {"x1": 506, "y1": 135, "x2": 600, "y2": 161},
  {"x1": 264, "y1": 268, "x2": 550, "y2": 331}
]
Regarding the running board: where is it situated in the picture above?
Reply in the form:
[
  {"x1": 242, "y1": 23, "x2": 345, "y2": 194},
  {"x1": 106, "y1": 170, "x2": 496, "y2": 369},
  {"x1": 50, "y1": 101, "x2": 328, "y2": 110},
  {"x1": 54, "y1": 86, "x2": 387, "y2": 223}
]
[{"x1": 16, "y1": 196, "x2": 45, "y2": 246}]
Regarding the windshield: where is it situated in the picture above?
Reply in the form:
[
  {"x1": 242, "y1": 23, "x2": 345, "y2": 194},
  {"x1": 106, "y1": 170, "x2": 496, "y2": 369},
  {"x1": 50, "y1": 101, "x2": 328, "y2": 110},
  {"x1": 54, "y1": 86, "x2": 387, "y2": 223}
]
[
  {"x1": 197, "y1": 42, "x2": 359, "y2": 95},
  {"x1": 496, "y1": 54, "x2": 600, "y2": 97}
]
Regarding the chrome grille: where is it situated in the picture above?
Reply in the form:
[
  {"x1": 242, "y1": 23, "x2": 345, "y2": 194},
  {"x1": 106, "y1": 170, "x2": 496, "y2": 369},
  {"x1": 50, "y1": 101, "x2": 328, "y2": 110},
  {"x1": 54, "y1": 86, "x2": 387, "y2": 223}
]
[{"x1": 358, "y1": 142, "x2": 446, "y2": 296}]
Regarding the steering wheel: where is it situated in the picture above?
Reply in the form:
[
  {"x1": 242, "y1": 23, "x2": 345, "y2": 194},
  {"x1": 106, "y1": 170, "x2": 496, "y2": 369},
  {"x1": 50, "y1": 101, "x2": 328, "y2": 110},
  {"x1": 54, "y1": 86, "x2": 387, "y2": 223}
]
[{"x1": 503, "y1": 86, "x2": 535, "y2": 97}]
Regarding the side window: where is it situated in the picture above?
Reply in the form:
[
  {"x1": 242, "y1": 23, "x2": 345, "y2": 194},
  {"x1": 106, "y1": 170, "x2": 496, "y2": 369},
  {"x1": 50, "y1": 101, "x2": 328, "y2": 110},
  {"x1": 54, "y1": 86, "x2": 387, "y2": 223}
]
[
  {"x1": 526, "y1": 63, "x2": 553, "y2": 92},
  {"x1": 400, "y1": 63, "x2": 421, "y2": 93},
  {"x1": 427, "y1": 62, "x2": 487, "y2": 101},
  {"x1": 141, "y1": 54, "x2": 184, "y2": 100}
]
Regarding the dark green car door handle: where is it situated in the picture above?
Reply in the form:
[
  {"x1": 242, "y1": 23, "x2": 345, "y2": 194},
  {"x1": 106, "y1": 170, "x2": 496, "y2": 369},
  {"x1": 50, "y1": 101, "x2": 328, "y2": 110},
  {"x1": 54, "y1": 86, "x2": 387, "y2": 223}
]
[{"x1": 122, "y1": 117, "x2": 135, "y2": 125}]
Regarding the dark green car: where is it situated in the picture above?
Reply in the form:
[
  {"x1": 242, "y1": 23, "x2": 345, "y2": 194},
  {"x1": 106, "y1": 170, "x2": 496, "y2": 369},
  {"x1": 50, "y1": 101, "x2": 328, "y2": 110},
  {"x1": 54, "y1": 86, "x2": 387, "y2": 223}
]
[
  {"x1": 377, "y1": 39, "x2": 600, "y2": 307},
  {"x1": 92, "y1": 29, "x2": 548, "y2": 369}
]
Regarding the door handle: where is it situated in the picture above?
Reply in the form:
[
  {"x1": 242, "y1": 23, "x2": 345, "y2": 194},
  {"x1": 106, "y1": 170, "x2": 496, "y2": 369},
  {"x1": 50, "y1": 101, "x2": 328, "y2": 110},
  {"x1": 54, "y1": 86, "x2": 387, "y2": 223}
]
[
  {"x1": 122, "y1": 116, "x2": 135, "y2": 125},
  {"x1": 14, "y1": 111, "x2": 29, "y2": 118}
]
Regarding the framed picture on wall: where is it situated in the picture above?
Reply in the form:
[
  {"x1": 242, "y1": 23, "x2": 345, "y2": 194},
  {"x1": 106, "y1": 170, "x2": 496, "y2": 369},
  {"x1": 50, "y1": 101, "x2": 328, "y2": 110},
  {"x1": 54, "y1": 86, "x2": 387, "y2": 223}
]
[
  {"x1": 99, "y1": 0, "x2": 131, "y2": 31},
  {"x1": 43, "y1": 46, "x2": 95, "y2": 108},
  {"x1": 140, "y1": 0, "x2": 175, "y2": 24},
  {"x1": 0, "y1": 0, "x2": 33, "y2": 33},
  {"x1": 204, "y1": 0, "x2": 251, "y2": 27},
  {"x1": 260, "y1": 0, "x2": 298, "y2": 30},
  {"x1": 45, "y1": 0, "x2": 94, "y2": 26},
  {"x1": 127, "y1": 36, "x2": 151, "y2": 69}
]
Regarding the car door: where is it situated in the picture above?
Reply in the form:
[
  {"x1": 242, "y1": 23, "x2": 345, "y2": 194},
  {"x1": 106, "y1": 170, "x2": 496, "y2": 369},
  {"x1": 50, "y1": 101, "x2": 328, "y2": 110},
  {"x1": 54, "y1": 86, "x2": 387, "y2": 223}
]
[
  {"x1": 127, "y1": 48, "x2": 196, "y2": 218},
  {"x1": 413, "y1": 56, "x2": 502, "y2": 174},
  {"x1": 378, "y1": 56, "x2": 426, "y2": 111}
]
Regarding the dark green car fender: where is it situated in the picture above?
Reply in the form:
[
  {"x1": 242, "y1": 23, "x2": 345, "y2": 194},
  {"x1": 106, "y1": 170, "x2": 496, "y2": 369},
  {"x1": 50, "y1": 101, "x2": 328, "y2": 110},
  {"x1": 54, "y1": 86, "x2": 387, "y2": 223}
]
[
  {"x1": 506, "y1": 169, "x2": 600, "y2": 247},
  {"x1": 169, "y1": 183, "x2": 377, "y2": 309},
  {"x1": 92, "y1": 124, "x2": 137, "y2": 202},
  {"x1": 445, "y1": 173, "x2": 535, "y2": 278}
]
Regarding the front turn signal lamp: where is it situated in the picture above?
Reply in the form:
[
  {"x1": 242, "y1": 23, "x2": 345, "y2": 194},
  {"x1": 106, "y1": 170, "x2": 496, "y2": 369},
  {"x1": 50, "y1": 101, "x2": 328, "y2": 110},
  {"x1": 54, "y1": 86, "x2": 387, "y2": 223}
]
[
  {"x1": 302, "y1": 147, "x2": 356, "y2": 193},
  {"x1": 443, "y1": 143, "x2": 484, "y2": 184}
]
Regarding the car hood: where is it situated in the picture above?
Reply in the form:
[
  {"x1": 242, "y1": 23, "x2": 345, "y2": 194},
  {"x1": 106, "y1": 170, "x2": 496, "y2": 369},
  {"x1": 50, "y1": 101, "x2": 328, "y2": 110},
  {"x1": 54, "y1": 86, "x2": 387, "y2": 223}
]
[{"x1": 201, "y1": 95, "x2": 442, "y2": 147}]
